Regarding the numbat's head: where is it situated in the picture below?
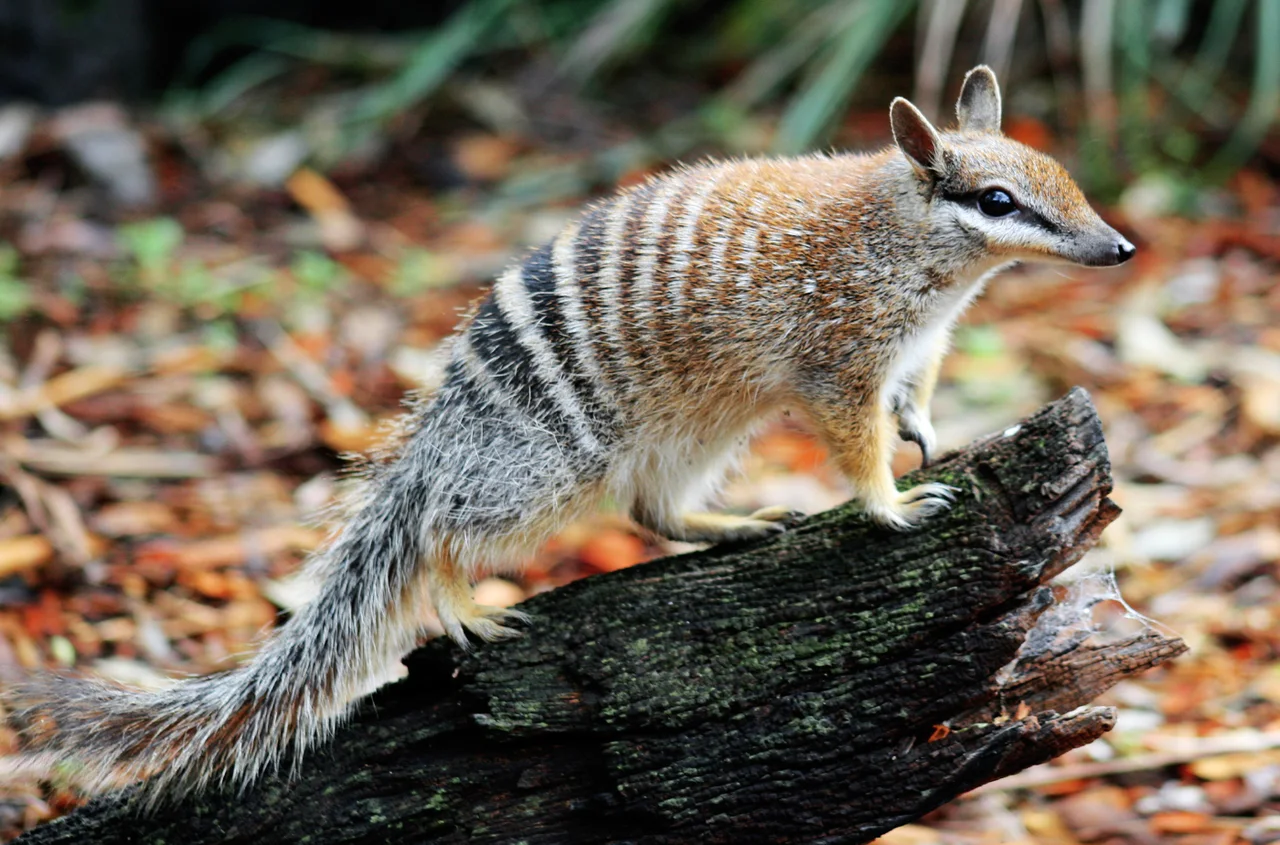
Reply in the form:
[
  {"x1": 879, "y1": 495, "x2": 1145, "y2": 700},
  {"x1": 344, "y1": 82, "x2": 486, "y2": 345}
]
[{"x1": 891, "y1": 65, "x2": 1135, "y2": 268}]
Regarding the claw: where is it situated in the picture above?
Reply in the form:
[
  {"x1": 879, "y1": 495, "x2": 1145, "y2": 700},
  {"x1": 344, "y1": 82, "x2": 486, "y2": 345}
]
[
  {"x1": 865, "y1": 482, "x2": 958, "y2": 530},
  {"x1": 444, "y1": 604, "x2": 531, "y2": 650},
  {"x1": 465, "y1": 605, "x2": 531, "y2": 642},
  {"x1": 749, "y1": 505, "x2": 808, "y2": 529},
  {"x1": 898, "y1": 408, "x2": 938, "y2": 466},
  {"x1": 899, "y1": 427, "x2": 934, "y2": 467},
  {"x1": 904, "y1": 483, "x2": 958, "y2": 503},
  {"x1": 904, "y1": 482, "x2": 958, "y2": 502}
]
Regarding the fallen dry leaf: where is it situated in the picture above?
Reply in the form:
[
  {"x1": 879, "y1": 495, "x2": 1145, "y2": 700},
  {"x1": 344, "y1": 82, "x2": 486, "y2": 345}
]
[
  {"x1": 0, "y1": 365, "x2": 129, "y2": 421},
  {"x1": 140, "y1": 525, "x2": 323, "y2": 570},
  {"x1": 578, "y1": 529, "x2": 649, "y2": 573},
  {"x1": 0, "y1": 536, "x2": 54, "y2": 578},
  {"x1": 285, "y1": 167, "x2": 364, "y2": 252}
]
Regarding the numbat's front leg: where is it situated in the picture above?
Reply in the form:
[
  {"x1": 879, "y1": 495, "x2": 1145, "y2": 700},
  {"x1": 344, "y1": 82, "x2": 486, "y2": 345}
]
[
  {"x1": 895, "y1": 346, "x2": 945, "y2": 467},
  {"x1": 808, "y1": 392, "x2": 956, "y2": 530}
]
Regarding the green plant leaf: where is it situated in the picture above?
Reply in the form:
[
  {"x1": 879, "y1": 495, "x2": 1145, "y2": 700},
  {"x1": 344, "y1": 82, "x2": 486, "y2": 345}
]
[
  {"x1": 117, "y1": 218, "x2": 184, "y2": 270},
  {"x1": 1206, "y1": 0, "x2": 1280, "y2": 180},
  {"x1": 351, "y1": 0, "x2": 515, "y2": 128},
  {"x1": 0, "y1": 246, "x2": 31, "y2": 322},
  {"x1": 291, "y1": 251, "x2": 344, "y2": 297},
  {"x1": 774, "y1": 0, "x2": 916, "y2": 154}
]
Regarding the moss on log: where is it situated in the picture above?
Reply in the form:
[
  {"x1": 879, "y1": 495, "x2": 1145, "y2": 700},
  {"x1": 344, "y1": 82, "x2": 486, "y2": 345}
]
[{"x1": 16, "y1": 388, "x2": 1185, "y2": 844}]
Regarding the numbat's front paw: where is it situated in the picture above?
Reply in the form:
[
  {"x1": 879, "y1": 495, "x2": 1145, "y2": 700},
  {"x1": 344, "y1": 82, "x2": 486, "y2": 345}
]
[{"x1": 864, "y1": 483, "x2": 957, "y2": 531}]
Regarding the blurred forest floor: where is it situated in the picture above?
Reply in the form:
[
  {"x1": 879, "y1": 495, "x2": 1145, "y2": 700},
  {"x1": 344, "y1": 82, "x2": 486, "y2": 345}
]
[{"x1": 0, "y1": 70, "x2": 1278, "y2": 844}]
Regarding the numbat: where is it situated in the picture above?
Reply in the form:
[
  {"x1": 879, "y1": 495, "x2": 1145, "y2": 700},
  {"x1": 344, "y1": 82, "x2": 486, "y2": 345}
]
[{"x1": 9, "y1": 66, "x2": 1134, "y2": 801}]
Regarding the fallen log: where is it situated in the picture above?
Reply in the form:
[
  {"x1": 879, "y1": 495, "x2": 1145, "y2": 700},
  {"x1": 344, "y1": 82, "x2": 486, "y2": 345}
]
[{"x1": 16, "y1": 388, "x2": 1185, "y2": 844}]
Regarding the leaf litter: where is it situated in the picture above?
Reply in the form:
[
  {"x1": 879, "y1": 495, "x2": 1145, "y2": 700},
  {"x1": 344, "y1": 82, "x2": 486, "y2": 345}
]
[{"x1": 0, "y1": 89, "x2": 1276, "y2": 845}]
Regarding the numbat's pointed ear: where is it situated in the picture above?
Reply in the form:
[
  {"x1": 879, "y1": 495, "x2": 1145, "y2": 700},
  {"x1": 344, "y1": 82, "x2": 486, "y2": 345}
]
[
  {"x1": 956, "y1": 65, "x2": 1002, "y2": 132},
  {"x1": 890, "y1": 97, "x2": 945, "y2": 179}
]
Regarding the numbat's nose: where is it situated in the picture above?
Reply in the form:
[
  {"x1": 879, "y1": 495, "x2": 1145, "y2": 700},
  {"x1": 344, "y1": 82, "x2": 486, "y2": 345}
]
[{"x1": 1115, "y1": 237, "x2": 1136, "y2": 264}]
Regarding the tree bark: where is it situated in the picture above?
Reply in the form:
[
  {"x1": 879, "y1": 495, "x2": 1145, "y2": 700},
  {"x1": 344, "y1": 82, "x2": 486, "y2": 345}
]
[{"x1": 16, "y1": 388, "x2": 1186, "y2": 845}]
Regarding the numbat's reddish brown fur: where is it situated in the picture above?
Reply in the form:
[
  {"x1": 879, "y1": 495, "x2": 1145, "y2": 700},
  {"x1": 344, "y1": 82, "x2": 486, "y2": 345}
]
[{"x1": 6, "y1": 66, "x2": 1134, "y2": 803}]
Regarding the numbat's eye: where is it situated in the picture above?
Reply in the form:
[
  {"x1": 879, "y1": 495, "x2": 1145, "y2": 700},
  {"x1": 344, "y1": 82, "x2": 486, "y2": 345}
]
[{"x1": 977, "y1": 188, "x2": 1018, "y2": 217}]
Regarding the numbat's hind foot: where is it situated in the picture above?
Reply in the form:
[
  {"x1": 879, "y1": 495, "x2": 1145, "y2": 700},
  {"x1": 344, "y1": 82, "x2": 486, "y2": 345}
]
[
  {"x1": 634, "y1": 506, "x2": 804, "y2": 544},
  {"x1": 462, "y1": 605, "x2": 532, "y2": 644},
  {"x1": 440, "y1": 600, "x2": 532, "y2": 649},
  {"x1": 747, "y1": 505, "x2": 808, "y2": 530}
]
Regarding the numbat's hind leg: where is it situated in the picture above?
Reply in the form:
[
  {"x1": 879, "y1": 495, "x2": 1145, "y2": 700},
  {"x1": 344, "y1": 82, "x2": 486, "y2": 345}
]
[
  {"x1": 632, "y1": 503, "x2": 803, "y2": 544},
  {"x1": 427, "y1": 538, "x2": 529, "y2": 647}
]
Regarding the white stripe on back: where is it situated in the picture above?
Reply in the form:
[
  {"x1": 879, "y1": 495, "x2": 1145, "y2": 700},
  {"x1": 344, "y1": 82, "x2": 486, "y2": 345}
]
[
  {"x1": 494, "y1": 265, "x2": 603, "y2": 453},
  {"x1": 667, "y1": 169, "x2": 721, "y2": 315},
  {"x1": 552, "y1": 222, "x2": 617, "y2": 413},
  {"x1": 598, "y1": 190, "x2": 637, "y2": 394}
]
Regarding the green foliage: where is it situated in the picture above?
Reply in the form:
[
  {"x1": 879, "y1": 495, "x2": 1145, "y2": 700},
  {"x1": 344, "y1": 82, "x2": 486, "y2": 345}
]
[
  {"x1": 954, "y1": 325, "x2": 1006, "y2": 359},
  {"x1": 201, "y1": 317, "x2": 242, "y2": 351},
  {"x1": 117, "y1": 217, "x2": 184, "y2": 279},
  {"x1": 349, "y1": 0, "x2": 516, "y2": 130},
  {"x1": 556, "y1": 0, "x2": 681, "y2": 83},
  {"x1": 116, "y1": 218, "x2": 227, "y2": 310},
  {"x1": 173, "y1": 0, "x2": 1275, "y2": 192},
  {"x1": 113, "y1": 218, "x2": 367, "y2": 326},
  {"x1": 1082, "y1": 0, "x2": 1280, "y2": 195},
  {"x1": 770, "y1": 1, "x2": 916, "y2": 154},
  {"x1": 175, "y1": 0, "x2": 516, "y2": 152},
  {"x1": 114, "y1": 219, "x2": 351, "y2": 320},
  {"x1": 290, "y1": 250, "x2": 345, "y2": 299},
  {"x1": 1205, "y1": 0, "x2": 1280, "y2": 180},
  {"x1": 116, "y1": 218, "x2": 273, "y2": 318},
  {"x1": 391, "y1": 249, "x2": 447, "y2": 297},
  {"x1": 0, "y1": 246, "x2": 32, "y2": 322}
]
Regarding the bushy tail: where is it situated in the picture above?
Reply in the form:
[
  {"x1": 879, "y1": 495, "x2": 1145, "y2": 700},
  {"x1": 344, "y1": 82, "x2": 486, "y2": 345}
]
[{"x1": 5, "y1": 463, "x2": 431, "y2": 804}]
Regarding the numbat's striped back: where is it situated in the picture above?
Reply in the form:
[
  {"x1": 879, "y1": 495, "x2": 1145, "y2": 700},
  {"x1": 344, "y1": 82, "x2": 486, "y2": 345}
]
[
  {"x1": 450, "y1": 156, "x2": 881, "y2": 439},
  {"x1": 7, "y1": 65, "x2": 1136, "y2": 807}
]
